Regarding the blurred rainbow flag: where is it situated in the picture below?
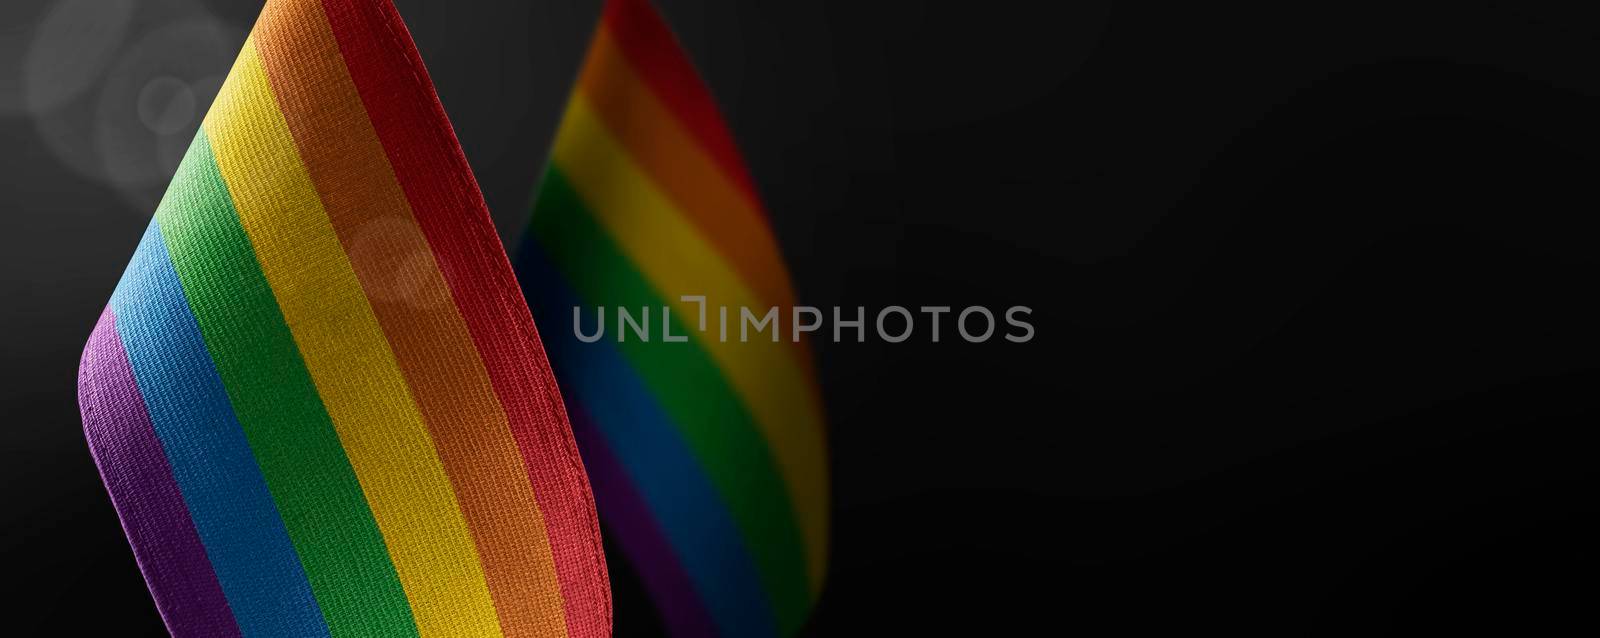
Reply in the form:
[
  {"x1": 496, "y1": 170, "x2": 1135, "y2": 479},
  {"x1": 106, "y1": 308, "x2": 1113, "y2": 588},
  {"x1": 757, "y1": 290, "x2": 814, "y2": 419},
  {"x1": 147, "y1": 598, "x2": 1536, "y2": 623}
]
[
  {"x1": 514, "y1": 0, "x2": 829, "y2": 636},
  {"x1": 77, "y1": 0, "x2": 609, "y2": 635}
]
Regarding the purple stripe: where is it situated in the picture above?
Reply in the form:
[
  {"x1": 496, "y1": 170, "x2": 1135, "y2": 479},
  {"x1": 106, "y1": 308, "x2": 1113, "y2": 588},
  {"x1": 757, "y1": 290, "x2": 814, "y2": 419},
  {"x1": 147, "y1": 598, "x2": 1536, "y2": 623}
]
[
  {"x1": 567, "y1": 401, "x2": 719, "y2": 637},
  {"x1": 78, "y1": 308, "x2": 239, "y2": 637}
]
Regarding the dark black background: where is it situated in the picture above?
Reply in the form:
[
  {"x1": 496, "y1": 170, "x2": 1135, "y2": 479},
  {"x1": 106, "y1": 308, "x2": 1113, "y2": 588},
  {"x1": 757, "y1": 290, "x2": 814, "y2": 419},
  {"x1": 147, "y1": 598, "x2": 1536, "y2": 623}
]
[{"x1": 4, "y1": 0, "x2": 1599, "y2": 635}]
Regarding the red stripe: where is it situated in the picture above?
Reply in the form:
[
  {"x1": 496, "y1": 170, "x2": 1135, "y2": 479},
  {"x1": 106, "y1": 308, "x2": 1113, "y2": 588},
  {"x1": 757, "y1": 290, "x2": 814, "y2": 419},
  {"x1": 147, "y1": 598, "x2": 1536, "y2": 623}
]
[
  {"x1": 601, "y1": 0, "x2": 764, "y2": 208},
  {"x1": 317, "y1": 1, "x2": 612, "y2": 635}
]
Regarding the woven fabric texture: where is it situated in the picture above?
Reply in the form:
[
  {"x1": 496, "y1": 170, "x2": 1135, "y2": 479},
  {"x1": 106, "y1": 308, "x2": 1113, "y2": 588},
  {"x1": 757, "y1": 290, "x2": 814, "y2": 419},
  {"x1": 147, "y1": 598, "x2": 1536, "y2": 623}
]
[{"x1": 77, "y1": 1, "x2": 610, "y2": 636}]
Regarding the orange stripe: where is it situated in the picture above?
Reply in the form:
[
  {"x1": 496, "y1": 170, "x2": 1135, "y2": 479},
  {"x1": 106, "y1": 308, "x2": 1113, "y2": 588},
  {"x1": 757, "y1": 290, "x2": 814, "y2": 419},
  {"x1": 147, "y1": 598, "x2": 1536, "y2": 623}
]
[
  {"x1": 575, "y1": 25, "x2": 821, "y2": 387},
  {"x1": 576, "y1": 27, "x2": 796, "y2": 314},
  {"x1": 252, "y1": 3, "x2": 566, "y2": 636},
  {"x1": 599, "y1": 0, "x2": 762, "y2": 205}
]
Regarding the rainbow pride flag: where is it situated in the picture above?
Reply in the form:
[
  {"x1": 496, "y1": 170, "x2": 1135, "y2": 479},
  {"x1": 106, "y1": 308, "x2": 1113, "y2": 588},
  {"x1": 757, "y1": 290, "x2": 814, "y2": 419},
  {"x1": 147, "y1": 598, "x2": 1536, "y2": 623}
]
[
  {"x1": 77, "y1": 1, "x2": 609, "y2": 636},
  {"x1": 514, "y1": 0, "x2": 829, "y2": 636}
]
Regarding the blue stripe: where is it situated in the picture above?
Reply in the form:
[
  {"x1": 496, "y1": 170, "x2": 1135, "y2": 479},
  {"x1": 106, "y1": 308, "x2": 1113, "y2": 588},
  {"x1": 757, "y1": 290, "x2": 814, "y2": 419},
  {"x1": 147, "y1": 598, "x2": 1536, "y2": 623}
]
[
  {"x1": 517, "y1": 236, "x2": 777, "y2": 638},
  {"x1": 110, "y1": 223, "x2": 330, "y2": 638}
]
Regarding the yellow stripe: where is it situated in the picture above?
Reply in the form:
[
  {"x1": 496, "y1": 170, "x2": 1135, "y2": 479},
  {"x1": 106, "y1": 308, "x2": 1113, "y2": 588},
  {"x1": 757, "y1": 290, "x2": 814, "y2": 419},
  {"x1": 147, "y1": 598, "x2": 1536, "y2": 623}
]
[
  {"x1": 553, "y1": 95, "x2": 829, "y2": 591},
  {"x1": 204, "y1": 41, "x2": 503, "y2": 637},
  {"x1": 577, "y1": 27, "x2": 797, "y2": 313}
]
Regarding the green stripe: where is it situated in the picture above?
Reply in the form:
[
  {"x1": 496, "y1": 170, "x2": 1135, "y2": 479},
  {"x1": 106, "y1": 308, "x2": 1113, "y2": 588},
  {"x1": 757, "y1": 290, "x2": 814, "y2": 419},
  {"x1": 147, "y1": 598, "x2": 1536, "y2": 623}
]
[
  {"x1": 531, "y1": 166, "x2": 811, "y2": 632},
  {"x1": 155, "y1": 132, "x2": 419, "y2": 637}
]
